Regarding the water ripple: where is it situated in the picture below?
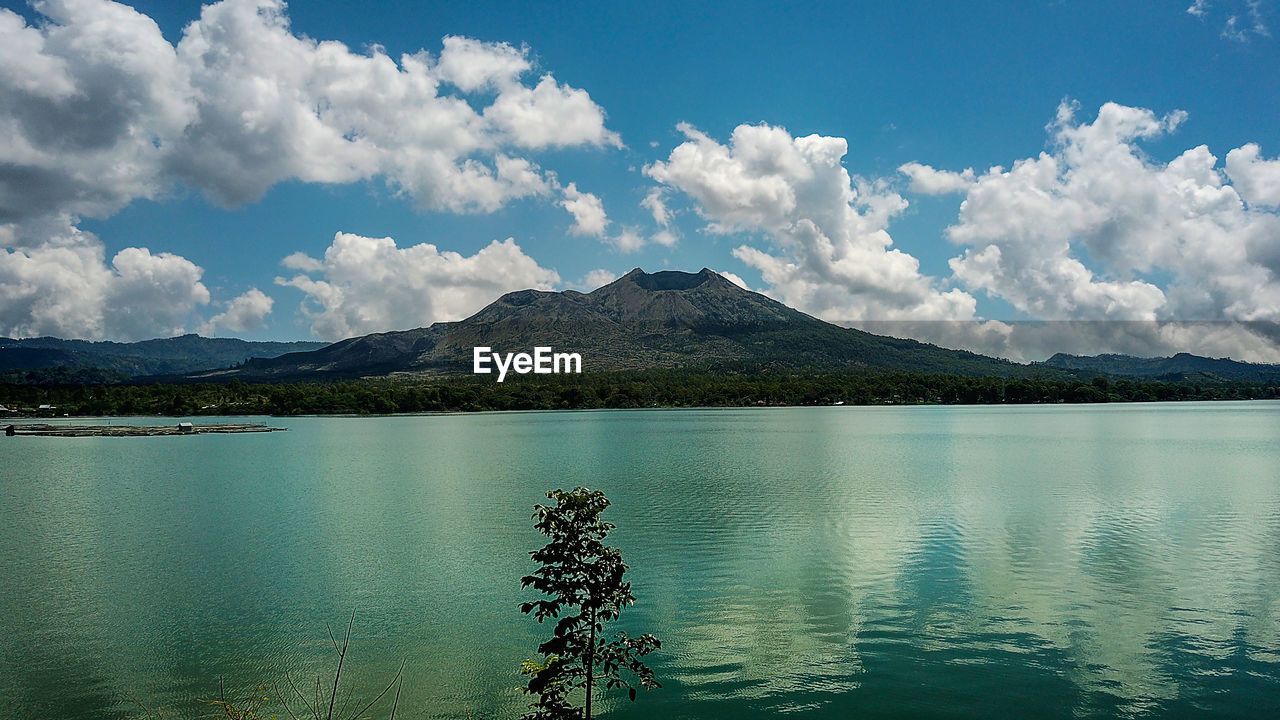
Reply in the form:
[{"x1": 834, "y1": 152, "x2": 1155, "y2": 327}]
[{"x1": 4, "y1": 405, "x2": 1280, "y2": 719}]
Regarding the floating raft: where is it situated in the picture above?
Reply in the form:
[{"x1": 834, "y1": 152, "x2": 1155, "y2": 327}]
[{"x1": 4, "y1": 423, "x2": 286, "y2": 437}]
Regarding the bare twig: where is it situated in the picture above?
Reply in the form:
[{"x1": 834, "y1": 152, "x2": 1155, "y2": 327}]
[
  {"x1": 344, "y1": 659, "x2": 405, "y2": 720},
  {"x1": 278, "y1": 669, "x2": 316, "y2": 720},
  {"x1": 389, "y1": 672, "x2": 402, "y2": 720},
  {"x1": 326, "y1": 610, "x2": 355, "y2": 720}
]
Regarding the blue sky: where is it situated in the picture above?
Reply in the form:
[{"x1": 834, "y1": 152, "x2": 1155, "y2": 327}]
[{"x1": 3, "y1": 0, "x2": 1280, "y2": 361}]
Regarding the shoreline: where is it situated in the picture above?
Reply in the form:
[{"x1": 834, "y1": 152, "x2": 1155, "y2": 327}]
[
  {"x1": 4, "y1": 422, "x2": 286, "y2": 437},
  {"x1": 3, "y1": 396, "x2": 1278, "y2": 423}
]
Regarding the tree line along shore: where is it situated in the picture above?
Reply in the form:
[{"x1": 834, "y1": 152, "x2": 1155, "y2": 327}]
[{"x1": 2, "y1": 368, "x2": 1277, "y2": 417}]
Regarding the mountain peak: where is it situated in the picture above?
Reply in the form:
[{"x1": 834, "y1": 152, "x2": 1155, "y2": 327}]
[
  {"x1": 615, "y1": 267, "x2": 726, "y2": 292},
  {"x1": 204, "y1": 267, "x2": 1031, "y2": 379}
]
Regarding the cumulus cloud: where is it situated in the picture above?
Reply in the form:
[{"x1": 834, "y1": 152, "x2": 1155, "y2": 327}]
[
  {"x1": 0, "y1": 216, "x2": 210, "y2": 341},
  {"x1": 201, "y1": 287, "x2": 273, "y2": 336},
  {"x1": 646, "y1": 106, "x2": 1280, "y2": 361},
  {"x1": 1225, "y1": 143, "x2": 1280, "y2": 206},
  {"x1": 909, "y1": 100, "x2": 1280, "y2": 360},
  {"x1": 275, "y1": 232, "x2": 559, "y2": 340},
  {"x1": 486, "y1": 75, "x2": 622, "y2": 150},
  {"x1": 106, "y1": 246, "x2": 211, "y2": 340},
  {"x1": 0, "y1": 0, "x2": 192, "y2": 222},
  {"x1": 937, "y1": 102, "x2": 1280, "y2": 319},
  {"x1": 0, "y1": 0, "x2": 617, "y2": 340},
  {"x1": 560, "y1": 183, "x2": 609, "y2": 236},
  {"x1": 163, "y1": 0, "x2": 613, "y2": 212},
  {"x1": 432, "y1": 35, "x2": 529, "y2": 92},
  {"x1": 646, "y1": 122, "x2": 976, "y2": 321}
]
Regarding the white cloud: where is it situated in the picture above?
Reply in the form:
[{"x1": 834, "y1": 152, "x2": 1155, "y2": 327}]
[
  {"x1": 641, "y1": 188, "x2": 672, "y2": 225},
  {"x1": 0, "y1": 0, "x2": 617, "y2": 340},
  {"x1": 899, "y1": 162, "x2": 976, "y2": 194},
  {"x1": 849, "y1": 320, "x2": 1280, "y2": 364},
  {"x1": 639, "y1": 190, "x2": 680, "y2": 247},
  {"x1": 651, "y1": 229, "x2": 679, "y2": 247},
  {"x1": 0, "y1": 215, "x2": 211, "y2": 341},
  {"x1": 560, "y1": 183, "x2": 609, "y2": 236},
  {"x1": 163, "y1": 0, "x2": 610, "y2": 212},
  {"x1": 201, "y1": 287, "x2": 273, "y2": 336},
  {"x1": 1250, "y1": 0, "x2": 1271, "y2": 36},
  {"x1": 555, "y1": 183, "x2": 670, "y2": 252},
  {"x1": 933, "y1": 101, "x2": 1280, "y2": 325},
  {"x1": 611, "y1": 229, "x2": 646, "y2": 254},
  {"x1": 1225, "y1": 143, "x2": 1280, "y2": 206},
  {"x1": 485, "y1": 74, "x2": 622, "y2": 150},
  {"x1": 0, "y1": 0, "x2": 192, "y2": 221},
  {"x1": 647, "y1": 107, "x2": 1280, "y2": 361},
  {"x1": 275, "y1": 232, "x2": 560, "y2": 340},
  {"x1": 573, "y1": 268, "x2": 618, "y2": 291},
  {"x1": 900, "y1": 100, "x2": 1280, "y2": 361},
  {"x1": 0, "y1": 219, "x2": 112, "y2": 339},
  {"x1": 717, "y1": 270, "x2": 750, "y2": 290},
  {"x1": 1224, "y1": 4, "x2": 1271, "y2": 40},
  {"x1": 1223, "y1": 14, "x2": 1246, "y2": 40},
  {"x1": 0, "y1": 0, "x2": 616, "y2": 216},
  {"x1": 1191, "y1": 0, "x2": 1270, "y2": 40},
  {"x1": 646, "y1": 122, "x2": 977, "y2": 321},
  {"x1": 106, "y1": 246, "x2": 211, "y2": 340},
  {"x1": 432, "y1": 35, "x2": 529, "y2": 92},
  {"x1": 280, "y1": 251, "x2": 323, "y2": 272}
]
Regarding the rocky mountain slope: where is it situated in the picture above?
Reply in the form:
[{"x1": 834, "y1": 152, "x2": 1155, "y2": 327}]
[{"x1": 201, "y1": 268, "x2": 1033, "y2": 380}]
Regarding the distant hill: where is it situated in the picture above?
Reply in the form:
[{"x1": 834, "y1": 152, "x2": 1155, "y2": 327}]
[
  {"x1": 0, "y1": 334, "x2": 327, "y2": 377},
  {"x1": 17, "y1": 277, "x2": 1280, "y2": 389},
  {"x1": 200, "y1": 268, "x2": 1039, "y2": 381},
  {"x1": 1041, "y1": 352, "x2": 1280, "y2": 383}
]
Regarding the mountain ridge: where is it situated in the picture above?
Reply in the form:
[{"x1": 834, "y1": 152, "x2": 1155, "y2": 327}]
[
  {"x1": 198, "y1": 268, "x2": 1036, "y2": 381},
  {"x1": 0, "y1": 334, "x2": 327, "y2": 377},
  {"x1": 11, "y1": 271, "x2": 1279, "y2": 385},
  {"x1": 1041, "y1": 351, "x2": 1280, "y2": 383}
]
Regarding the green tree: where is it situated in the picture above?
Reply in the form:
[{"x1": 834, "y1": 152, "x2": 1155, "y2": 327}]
[{"x1": 519, "y1": 488, "x2": 660, "y2": 720}]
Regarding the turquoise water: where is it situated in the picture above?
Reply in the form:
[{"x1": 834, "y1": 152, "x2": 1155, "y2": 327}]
[{"x1": 2, "y1": 403, "x2": 1279, "y2": 719}]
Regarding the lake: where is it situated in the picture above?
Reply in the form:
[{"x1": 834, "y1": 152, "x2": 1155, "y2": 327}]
[{"x1": 2, "y1": 403, "x2": 1279, "y2": 719}]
